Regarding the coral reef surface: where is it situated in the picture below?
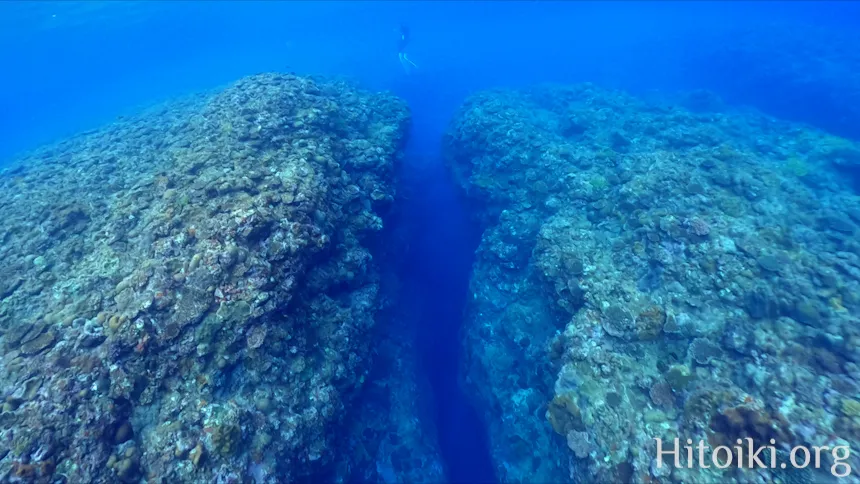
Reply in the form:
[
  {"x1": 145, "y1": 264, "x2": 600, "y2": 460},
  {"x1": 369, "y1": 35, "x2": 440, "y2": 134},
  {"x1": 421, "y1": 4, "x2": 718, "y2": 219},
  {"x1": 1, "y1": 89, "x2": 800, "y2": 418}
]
[
  {"x1": 445, "y1": 82, "x2": 860, "y2": 484},
  {"x1": 0, "y1": 73, "x2": 410, "y2": 483}
]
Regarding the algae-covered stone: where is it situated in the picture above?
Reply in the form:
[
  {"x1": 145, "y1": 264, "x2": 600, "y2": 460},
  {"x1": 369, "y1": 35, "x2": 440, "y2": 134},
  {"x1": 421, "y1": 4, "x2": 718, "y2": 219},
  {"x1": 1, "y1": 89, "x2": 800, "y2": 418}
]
[
  {"x1": 0, "y1": 277, "x2": 22, "y2": 299},
  {"x1": 635, "y1": 306, "x2": 665, "y2": 340},
  {"x1": 822, "y1": 214, "x2": 857, "y2": 234},
  {"x1": 22, "y1": 377, "x2": 42, "y2": 400},
  {"x1": 3, "y1": 322, "x2": 34, "y2": 347},
  {"x1": 643, "y1": 409, "x2": 667, "y2": 423},
  {"x1": 255, "y1": 395, "x2": 272, "y2": 413},
  {"x1": 215, "y1": 300, "x2": 251, "y2": 325},
  {"x1": 211, "y1": 423, "x2": 242, "y2": 456},
  {"x1": 32, "y1": 256, "x2": 49, "y2": 272},
  {"x1": 688, "y1": 338, "x2": 722, "y2": 365},
  {"x1": 114, "y1": 421, "x2": 134, "y2": 444},
  {"x1": 189, "y1": 442, "x2": 205, "y2": 468},
  {"x1": 19, "y1": 331, "x2": 56, "y2": 356},
  {"x1": 172, "y1": 285, "x2": 213, "y2": 328},
  {"x1": 744, "y1": 287, "x2": 779, "y2": 320},
  {"x1": 841, "y1": 398, "x2": 860, "y2": 419},
  {"x1": 665, "y1": 364, "x2": 695, "y2": 391},
  {"x1": 794, "y1": 299, "x2": 822, "y2": 326},
  {"x1": 205, "y1": 403, "x2": 244, "y2": 457},
  {"x1": 601, "y1": 305, "x2": 636, "y2": 340},
  {"x1": 547, "y1": 393, "x2": 585, "y2": 436},
  {"x1": 757, "y1": 254, "x2": 785, "y2": 273}
]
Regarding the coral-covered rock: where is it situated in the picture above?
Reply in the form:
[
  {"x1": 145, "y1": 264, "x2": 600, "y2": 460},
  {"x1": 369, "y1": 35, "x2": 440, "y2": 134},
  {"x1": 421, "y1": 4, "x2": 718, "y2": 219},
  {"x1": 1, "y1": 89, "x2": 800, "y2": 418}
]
[
  {"x1": 445, "y1": 82, "x2": 860, "y2": 483},
  {"x1": 0, "y1": 73, "x2": 409, "y2": 483}
]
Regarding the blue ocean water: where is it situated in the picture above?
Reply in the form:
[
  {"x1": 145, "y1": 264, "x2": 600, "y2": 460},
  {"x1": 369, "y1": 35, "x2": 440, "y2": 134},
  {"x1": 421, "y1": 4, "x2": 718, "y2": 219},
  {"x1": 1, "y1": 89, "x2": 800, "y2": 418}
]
[
  {"x1": 5, "y1": 1, "x2": 858, "y2": 162},
  {"x1": 2, "y1": 1, "x2": 860, "y2": 483}
]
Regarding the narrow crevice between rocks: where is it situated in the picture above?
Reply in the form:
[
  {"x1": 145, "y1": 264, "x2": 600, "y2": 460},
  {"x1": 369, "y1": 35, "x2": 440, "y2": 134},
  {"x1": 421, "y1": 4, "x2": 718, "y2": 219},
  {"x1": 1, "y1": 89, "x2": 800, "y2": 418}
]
[{"x1": 394, "y1": 144, "x2": 497, "y2": 484}]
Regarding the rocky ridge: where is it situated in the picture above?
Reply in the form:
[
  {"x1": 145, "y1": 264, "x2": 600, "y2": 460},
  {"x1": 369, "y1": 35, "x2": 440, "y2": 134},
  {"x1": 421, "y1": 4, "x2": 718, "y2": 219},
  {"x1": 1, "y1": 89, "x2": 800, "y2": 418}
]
[{"x1": 0, "y1": 73, "x2": 409, "y2": 483}]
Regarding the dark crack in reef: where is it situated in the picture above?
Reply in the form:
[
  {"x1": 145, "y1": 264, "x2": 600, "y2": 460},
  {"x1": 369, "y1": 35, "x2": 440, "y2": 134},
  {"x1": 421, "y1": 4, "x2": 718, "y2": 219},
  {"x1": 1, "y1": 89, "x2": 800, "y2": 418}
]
[
  {"x1": 444, "y1": 83, "x2": 860, "y2": 483},
  {"x1": 0, "y1": 73, "x2": 409, "y2": 483}
]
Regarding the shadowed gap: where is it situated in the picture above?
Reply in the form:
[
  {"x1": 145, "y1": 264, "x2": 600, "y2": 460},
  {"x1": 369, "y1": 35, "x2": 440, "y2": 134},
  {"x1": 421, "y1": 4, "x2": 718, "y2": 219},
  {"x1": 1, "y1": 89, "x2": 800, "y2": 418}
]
[
  {"x1": 395, "y1": 146, "x2": 496, "y2": 483},
  {"x1": 388, "y1": 72, "x2": 496, "y2": 480}
]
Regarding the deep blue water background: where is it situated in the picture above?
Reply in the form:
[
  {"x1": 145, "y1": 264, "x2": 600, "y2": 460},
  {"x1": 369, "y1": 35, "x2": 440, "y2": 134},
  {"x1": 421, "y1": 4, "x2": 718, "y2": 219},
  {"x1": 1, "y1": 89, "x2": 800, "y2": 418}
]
[{"x1": 2, "y1": 2, "x2": 859, "y2": 482}]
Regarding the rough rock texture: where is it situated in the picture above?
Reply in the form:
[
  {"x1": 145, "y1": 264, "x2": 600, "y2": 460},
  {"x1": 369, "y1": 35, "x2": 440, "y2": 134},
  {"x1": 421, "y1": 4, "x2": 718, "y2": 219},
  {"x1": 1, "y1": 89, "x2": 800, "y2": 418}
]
[
  {"x1": 328, "y1": 212, "x2": 448, "y2": 484},
  {"x1": 329, "y1": 308, "x2": 447, "y2": 484},
  {"x1": 445, "y1": 83, "x2": 860, "y2": 483},
  {"x1": 0, "y1": 73, "x2": 409, "y2": 483}
]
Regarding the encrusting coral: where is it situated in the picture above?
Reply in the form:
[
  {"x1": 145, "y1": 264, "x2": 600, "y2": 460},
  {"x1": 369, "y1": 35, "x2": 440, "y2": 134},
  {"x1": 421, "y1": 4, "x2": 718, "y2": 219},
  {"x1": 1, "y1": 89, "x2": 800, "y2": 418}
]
[
  {"x1": 445, "y1": 82, "x2": 860, "y2": 483},
  {"x1": 0, "y1": 73, "x2": 410, "y2": 483}
]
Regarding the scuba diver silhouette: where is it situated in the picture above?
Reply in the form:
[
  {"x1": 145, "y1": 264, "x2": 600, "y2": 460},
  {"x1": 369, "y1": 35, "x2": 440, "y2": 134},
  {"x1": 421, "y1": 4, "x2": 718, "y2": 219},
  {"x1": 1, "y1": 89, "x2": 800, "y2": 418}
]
[{"x1": 397, "y1": 24, "x2": 418, "y2": 74}]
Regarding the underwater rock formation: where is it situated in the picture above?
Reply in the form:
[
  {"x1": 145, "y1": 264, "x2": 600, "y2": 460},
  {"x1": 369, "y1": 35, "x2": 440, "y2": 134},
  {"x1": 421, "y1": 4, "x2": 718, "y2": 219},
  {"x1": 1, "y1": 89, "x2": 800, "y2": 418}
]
[
  {"x1": 328, "y1": 309, "x2": 447, "y2": 484},
  {"x1": 445, "y1": 83, "x2": 860, "y2": 483},
  {"x1": 0, "y1": 73, "x2": 409, "y2": 483}
]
